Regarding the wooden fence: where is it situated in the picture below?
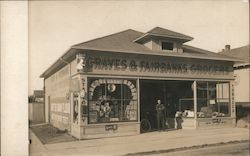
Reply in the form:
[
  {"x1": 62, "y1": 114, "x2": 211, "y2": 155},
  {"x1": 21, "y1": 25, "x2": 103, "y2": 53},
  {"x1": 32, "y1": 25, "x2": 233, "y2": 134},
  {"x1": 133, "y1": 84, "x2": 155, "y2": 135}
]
[{"x1": 29, "y1": 102, "x2": 45, "y2": 124}]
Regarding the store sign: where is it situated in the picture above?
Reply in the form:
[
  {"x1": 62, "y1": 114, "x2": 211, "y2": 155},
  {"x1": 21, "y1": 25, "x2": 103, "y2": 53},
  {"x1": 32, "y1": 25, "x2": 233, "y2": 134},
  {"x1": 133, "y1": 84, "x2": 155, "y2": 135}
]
[
  {"x1": 105, "y1": 124, "x2": 118, "y2": 131},
  {"x1": 86, "y1": 56, "x2": 231, "y2": 75},
  {"x1": 88, "y1": 79, "x2": 137, "y2": 100},
  {"x1": 231, "y1": 84, "x2": 235, "y2": 114}
]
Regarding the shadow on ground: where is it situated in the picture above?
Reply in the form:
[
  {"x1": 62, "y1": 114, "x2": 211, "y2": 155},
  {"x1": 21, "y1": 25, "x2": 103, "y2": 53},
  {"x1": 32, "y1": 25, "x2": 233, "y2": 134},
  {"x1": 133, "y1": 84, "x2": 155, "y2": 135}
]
[{"x1": 30, "y1": 124, "x2": 77, "y2": 144}]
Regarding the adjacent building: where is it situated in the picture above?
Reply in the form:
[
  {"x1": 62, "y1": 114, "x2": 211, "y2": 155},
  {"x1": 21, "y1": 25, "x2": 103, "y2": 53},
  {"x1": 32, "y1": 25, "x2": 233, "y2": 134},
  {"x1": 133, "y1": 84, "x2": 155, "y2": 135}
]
[
  {"x1": 40, "y1": 27, "x2": 240, "y2": 139},
  {"x1": 219, "y1": 45, "x2": 250, "y2": 118},
  {"x1": 29, "y1": 90, "x2": 45, "y2": 124}
]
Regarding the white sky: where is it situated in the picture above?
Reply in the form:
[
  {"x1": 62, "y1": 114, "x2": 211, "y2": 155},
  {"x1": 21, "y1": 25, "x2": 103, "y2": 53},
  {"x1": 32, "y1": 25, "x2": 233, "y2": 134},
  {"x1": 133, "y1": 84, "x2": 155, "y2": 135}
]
[{"x1": 28, "y1": 0, "x2": 249, "y2": 94}]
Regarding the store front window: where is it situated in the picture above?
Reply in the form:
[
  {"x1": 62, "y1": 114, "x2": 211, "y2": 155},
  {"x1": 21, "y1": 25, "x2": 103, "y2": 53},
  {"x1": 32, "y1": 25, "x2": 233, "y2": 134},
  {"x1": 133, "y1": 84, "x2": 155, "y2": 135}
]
[
  {"x1": 197, "y1": 81, "x2": 230, "y2": 118},
  {"x1": 88, "y1": 78, "x2": 138, "y2": 123}
]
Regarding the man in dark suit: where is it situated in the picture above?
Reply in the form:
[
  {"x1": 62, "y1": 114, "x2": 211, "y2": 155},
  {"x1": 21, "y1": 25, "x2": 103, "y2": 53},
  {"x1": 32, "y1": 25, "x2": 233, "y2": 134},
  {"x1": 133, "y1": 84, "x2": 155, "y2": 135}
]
[{"x1": 156, "y1": 99, "x2": 165, "y2": 131}]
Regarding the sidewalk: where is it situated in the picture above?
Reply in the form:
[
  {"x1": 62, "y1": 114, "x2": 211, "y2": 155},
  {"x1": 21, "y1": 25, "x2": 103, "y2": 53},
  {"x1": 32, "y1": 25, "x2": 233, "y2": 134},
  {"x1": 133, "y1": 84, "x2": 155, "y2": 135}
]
[{"x1": 29, "y1": 127, "x2": 249, "y2": 156}]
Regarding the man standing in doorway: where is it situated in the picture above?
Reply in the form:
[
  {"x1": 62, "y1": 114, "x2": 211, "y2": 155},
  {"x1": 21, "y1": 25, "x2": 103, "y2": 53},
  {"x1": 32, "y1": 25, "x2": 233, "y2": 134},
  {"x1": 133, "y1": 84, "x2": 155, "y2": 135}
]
[{"x1": 156, "y1": 99, "x2": 165, "y2": 131}]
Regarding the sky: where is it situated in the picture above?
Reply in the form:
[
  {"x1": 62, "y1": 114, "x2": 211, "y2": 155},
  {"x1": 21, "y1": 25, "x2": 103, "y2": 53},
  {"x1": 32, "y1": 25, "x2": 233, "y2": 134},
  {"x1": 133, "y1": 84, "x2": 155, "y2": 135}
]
[{"x1": 28, "y1": 0, "x2": 249, "y2": 95}]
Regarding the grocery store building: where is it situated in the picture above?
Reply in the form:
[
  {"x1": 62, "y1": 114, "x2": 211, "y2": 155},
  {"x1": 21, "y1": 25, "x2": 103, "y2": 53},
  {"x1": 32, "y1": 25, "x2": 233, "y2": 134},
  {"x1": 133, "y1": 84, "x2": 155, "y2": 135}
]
[{"x1": 40, "y1": 27, "x2": 240, "y2": 139}]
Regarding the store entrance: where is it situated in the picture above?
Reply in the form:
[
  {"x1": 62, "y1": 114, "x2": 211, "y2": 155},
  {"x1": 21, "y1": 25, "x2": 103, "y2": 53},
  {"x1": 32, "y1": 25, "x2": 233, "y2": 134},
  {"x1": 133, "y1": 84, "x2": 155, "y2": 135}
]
[{"x1": 140, "y1": 79, "x2": 193, "y2": 133}]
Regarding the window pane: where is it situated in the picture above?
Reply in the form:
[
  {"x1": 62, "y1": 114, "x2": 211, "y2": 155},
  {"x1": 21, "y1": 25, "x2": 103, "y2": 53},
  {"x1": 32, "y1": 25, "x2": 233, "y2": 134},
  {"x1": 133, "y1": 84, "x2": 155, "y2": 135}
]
[
  {"x1": 89, "y1": 101, "x2": 99, "y2": 123},
  {"x1": 124, "y1": 100, "x2": 137, "y2": 120},
  {"x1": 122, "y1": 80, "x2": 136, "y2": 100},
  {"x1": 92, "y1": 85, "x2": 106, "y2": 100},
  {"x1": 106, "y1": 84, "x2": 122, "y2": 100},
  {"x1": 177, "y1": 81, "x2": 194, "y2": 118},
  {"x1": 216, "y1": 82, "x2": 230, "y2": 116},
  {"x1": 162, "y1": 42, "x2": 174, "y2": 50},
  {"x1": 197, "y1": 81, "x2": 230, "y2": 118},
  {"x1": 123, "y1": 85, "x2": 132, "y2": 99}
]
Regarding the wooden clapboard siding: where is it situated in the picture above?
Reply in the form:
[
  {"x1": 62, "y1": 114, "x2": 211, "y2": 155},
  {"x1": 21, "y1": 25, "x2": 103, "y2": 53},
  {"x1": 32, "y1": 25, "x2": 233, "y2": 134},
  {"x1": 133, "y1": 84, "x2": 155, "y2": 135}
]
[{"x1": 45, "y1": 64, "x2": 71, "y2": 129}]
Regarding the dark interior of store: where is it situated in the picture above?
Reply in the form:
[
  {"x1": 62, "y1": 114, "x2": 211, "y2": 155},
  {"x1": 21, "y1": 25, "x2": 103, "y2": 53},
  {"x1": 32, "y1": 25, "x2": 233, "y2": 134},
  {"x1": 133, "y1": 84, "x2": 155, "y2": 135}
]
[{"x1": 140, "y1": 79, "x2": 193, "y2": 131}]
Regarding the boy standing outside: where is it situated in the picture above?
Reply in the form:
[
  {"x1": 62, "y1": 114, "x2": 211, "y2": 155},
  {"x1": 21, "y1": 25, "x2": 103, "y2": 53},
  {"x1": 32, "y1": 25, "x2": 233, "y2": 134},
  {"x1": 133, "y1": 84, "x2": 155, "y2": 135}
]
[{"x1": 156, "y1": 99, "x2": 165, "y2": 131}]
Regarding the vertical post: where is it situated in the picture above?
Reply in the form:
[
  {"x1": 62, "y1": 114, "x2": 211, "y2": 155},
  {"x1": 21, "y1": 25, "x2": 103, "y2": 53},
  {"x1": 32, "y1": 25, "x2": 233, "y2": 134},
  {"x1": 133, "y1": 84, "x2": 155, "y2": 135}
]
[
  {"x1": 163, "y1": 81, "x2": 167, "y2": 107},
  {"x1": 43, "y1": 78, "x2": 46, "y2": 123},
  {"x1": 48, "y1": 96, "x2": 51, "y2": 123},
  {"x1": 206, "y1": 82, "x2": 209, "y2": 106},
  {"x1": 193, "y1": 81, "x2": 197, "y2": 120},
  {"x1": 78, "y1": 85, "x2": 82, "y2": 125},
  {"x1": 137, "y1": 78, "x2": 140, "y2": 133},
  {"x1": 77, "y1": 93, "x2": 81, "y2": 140},
  {"x1": 69, "y1": 62, "x2": 71, "y2": 129},
  {"x1": 121, "y1": 80, "x2": 124, "y2": 120},
  {"x1": 70, "y1": 93, "x2": 74, "y2": 124}
]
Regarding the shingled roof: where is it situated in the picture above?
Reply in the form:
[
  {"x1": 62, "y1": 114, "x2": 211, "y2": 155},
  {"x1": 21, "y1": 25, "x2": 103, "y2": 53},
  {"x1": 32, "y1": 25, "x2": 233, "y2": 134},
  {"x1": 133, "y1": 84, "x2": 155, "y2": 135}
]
[
  {"x1": 41, "y1": 27, "x2": 240, "y2": 78},
  {"x1": 72, "y1": 28, "x2": 238, "y2": 61},
  {"x1": 72, "y1": 29, "x2": 149, "y2": 53},
  {"x1": 134, "y1": 27, "x2": 193, "y2": 43}
]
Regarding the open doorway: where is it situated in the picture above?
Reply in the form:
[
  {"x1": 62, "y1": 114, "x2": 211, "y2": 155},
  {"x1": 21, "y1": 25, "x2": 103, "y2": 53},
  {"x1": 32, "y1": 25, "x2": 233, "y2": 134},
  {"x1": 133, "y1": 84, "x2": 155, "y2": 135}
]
[{"x1": 140, "y1": 79, "x2": 193, "y2": 132}]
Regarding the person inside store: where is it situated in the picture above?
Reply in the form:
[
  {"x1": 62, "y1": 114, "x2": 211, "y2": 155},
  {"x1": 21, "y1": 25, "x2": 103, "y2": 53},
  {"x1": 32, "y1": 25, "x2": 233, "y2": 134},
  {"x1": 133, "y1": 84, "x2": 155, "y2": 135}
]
[
  {"x1": 99, "y1": 103, "x2": 105, "y2": 122},
  {"x1": 104, "y1": 102, "x2": 111, "y2": 122},
  {"x1": 175, "y1": 111, "x2": 183, "y2": 129},
  {"x1": 156, "y1": 99, "x2": 166, "y2": 131},
  {"x1": 166, "y1": 93, "x2": 176, "y2": 128},
  {"x1": 99, "y1": 101, "x2": 112, "y2": 122}
]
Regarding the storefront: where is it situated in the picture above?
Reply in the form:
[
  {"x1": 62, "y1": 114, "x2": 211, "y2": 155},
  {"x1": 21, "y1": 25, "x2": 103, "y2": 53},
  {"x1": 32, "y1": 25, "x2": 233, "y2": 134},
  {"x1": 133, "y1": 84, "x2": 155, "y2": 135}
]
[{"x1": 41, "y1": 27, "x2": 239, "y2": 139}]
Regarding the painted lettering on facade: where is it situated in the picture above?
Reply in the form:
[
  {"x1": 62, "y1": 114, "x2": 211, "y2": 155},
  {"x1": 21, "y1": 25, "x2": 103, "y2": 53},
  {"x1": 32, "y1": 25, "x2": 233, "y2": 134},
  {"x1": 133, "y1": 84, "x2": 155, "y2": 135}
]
[
  {"x1": 86, "y1": 56, "x2": 231, "y2": 75},
  {"x1": 231, "y1": 84, "x2": 235, "y2": 114},
  {"x1": 105, "y1": 124, "x2": 118, "y2": 131}
]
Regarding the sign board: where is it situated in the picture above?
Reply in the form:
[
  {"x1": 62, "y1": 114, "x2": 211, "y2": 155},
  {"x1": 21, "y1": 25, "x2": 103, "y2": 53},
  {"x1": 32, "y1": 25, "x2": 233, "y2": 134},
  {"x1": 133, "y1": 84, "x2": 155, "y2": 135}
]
[
  {"x1": 80, "y1": 53, "x2": 234, "y2": 79},
  {"x1": 105, "y1": 124, "x2": 118, "y2": 131}
]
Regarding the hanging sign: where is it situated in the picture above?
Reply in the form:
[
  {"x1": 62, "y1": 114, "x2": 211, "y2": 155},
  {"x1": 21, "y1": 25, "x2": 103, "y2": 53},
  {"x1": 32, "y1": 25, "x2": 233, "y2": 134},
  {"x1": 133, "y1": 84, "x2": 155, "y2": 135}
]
[{"x1": 107, "y1": 84, "x2": 116, "y2": 92}]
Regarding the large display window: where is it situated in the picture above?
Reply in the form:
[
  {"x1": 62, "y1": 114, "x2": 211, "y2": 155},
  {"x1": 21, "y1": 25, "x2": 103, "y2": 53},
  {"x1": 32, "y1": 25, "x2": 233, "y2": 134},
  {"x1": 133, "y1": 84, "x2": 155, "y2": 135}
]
[
  {"x1": 197, "y1": 81, "x2": 230, "y2": 118},
  {"x1": 88, "y1": 78, "x2": 138, "y2": 123}
]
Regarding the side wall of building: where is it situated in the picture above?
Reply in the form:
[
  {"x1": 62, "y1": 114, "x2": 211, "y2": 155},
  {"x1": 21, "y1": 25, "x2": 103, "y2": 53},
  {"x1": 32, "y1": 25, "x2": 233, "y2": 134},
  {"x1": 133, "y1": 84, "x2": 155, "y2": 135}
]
[
  {"x1": 234, "y1": 67, "x2": 250, "y2": 104},
  {"x1": 44, "y1": 64, "x2": 71, "y2": 130}
]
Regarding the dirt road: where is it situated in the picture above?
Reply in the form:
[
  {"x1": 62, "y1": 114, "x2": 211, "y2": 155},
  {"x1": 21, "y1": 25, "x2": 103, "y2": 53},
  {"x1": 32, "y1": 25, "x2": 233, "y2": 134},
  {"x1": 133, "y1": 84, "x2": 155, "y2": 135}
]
[{"x1": 152, "y1": 141, "x2": 250, "y2": 156}]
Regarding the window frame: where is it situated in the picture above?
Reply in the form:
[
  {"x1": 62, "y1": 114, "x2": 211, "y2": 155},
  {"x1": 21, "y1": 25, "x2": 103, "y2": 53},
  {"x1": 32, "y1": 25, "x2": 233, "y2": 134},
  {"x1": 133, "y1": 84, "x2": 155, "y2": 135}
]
[
  {"x1": 196, "y1": 81, "x2": 231, "y2": 118},
  {"x1": 87, "y1": 77, "x2": 138, "y2": 124},
  {"x1": 161, "y1": 41, "x2": 174, "y2": 51}
]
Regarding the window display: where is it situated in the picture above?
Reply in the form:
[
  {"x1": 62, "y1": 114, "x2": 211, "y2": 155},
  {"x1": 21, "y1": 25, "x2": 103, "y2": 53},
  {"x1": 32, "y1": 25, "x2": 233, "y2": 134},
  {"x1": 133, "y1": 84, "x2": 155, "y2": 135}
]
[
  {"x1": 197, "y1": 81, "x2": 230, "y2": 118},
  {"x1": 175, "y1": 82, "x2": 194, "y2": 118},
  {"x1": 178, "y1": 98, "x2": 194, "y2": 118},
  {"x1": 88, "y1": 78, "x2": 138, "y2": 123}
]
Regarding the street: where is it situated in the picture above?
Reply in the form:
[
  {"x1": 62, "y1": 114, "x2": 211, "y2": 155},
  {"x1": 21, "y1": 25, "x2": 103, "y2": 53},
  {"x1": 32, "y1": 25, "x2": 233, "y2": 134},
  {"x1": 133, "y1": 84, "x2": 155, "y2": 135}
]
[{"x1": 152, "y1": 141, "x2": 250, "y2": 156}]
